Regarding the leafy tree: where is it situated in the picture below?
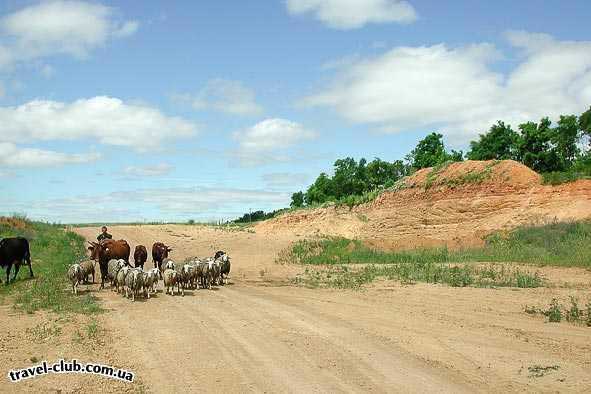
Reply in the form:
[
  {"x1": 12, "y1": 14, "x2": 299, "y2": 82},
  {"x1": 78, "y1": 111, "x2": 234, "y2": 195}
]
[
  {"x1": 290, "y1": 191, "x2": 304, "y2": 208},
  {"x1": 406, "y1": 132, "x2": 462, "y2": 169},
  {"x1": 551, "y1": 115, "x2": 580, "y2": 170},
  {"x1": 234, "y1": 208, "x2": 286, "y2": 223},
  {"x1": 467, "y1": 121, "x2": 519, "y2": 160},
  {"x1": 449, "y1": 149, "x2": 464, "y2": 162},
  {"x1": 304, "y1": 173, "x2": 333, "y2": 205},
  {"x1": 517, "y1": 118, "x2": 556, "y2": 172},
  {"x1": 366, "y1": 158, "x2": 408, "y2": 189},
  {"x1": 332, "y1": 157, "x2": 367, "y2": 199},
  {"x1": 579, "y1": 106, "x2": 591, "y2": 148}
]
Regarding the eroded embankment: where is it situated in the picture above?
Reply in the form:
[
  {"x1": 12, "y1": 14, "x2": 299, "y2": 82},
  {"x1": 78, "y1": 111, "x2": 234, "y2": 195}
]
[{"x1": 256, "y1": 160, "x2": 591, "y2": 249}]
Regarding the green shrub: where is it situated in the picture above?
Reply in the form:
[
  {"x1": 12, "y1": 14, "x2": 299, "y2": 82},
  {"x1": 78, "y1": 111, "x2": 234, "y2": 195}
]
[
  {"x1": 566, "y1": 296, "x2": 582, "y2": 323},
  {"x1": 545, "y1": 299, "x2": 562, "y2": 323}
]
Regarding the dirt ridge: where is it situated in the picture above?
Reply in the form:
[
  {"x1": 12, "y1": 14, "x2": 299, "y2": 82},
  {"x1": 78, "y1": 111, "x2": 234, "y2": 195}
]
[{"x1": 255, "y1": 160, "x2": 591, "y2": 249}]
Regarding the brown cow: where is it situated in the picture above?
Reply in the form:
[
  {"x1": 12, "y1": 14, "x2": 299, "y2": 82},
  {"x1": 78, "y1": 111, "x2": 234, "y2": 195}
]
[
  {"x1": 88, "y1": 239, "x2": 131, "y2": 289},
  {"x1": 152, "y1": 242, "x2": 172, "y2": 272},
  {"x1": 133, "y1": 245, "x2": 148, "y2": 269}
]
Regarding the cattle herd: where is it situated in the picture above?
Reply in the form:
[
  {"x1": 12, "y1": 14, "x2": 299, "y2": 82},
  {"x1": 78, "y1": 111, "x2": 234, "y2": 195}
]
[{"x1": 67, "y1": 238, "x2": 232, "y2": 301}]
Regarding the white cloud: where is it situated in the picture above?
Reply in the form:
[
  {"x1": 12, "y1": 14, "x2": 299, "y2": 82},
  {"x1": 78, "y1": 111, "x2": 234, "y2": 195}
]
[
  {"x1": 234, "y1": 118, "x2": 316, "y2": 152},
  {"x1": 0, "y1": 142, "x2": 100, "y2": 167},
  {"x1": 122, "y1": 163, "x2": 174, "y2": 177},
  {"x1": 231, "y1": 118, "x2": 316, "y2": 166},
  {"x1": 0, "y1": 0, "x2": 138, "y2": 67},
  {"x1": 286, "y1": 0, "x2": 417, "y2": 29},
  {"x1": 0, "y1": 96, "x2": 196, "y2": 150},
  {"x1": 302, "y1": 32, "x2": 591, "y2": 143},
  {"x1": 173, "y1": 79, "x2": 263, "y2": 116}
]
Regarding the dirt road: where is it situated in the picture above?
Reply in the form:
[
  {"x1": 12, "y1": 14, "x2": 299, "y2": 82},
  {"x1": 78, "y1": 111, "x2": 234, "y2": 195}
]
[{"x1": 69, "y1": 225, "x2": 591, "y2": 393}]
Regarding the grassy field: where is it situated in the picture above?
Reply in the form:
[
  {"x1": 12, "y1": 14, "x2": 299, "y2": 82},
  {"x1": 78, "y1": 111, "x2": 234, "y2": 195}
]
[
  {"x1": 0, "y1": 216, "x2": 101, "y2": 314},
  {"x1": 279, "y1": 220, "x2": 591, "y2": 289}
]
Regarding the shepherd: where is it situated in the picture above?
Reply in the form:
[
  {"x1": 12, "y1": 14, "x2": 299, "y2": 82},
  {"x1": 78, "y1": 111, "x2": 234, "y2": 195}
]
[{"x1": 97, "y1": 226, "x2": 113, "y2": 242}]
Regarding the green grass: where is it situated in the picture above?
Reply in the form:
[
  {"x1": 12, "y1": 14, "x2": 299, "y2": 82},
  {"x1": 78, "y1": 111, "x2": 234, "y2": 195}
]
[
  {"x1": 542, "y1": 171, "x2": 591, "y2": 185},
  {"x1": 281, "y1": 220, "x2": 591, "y2": 289},
  {"x1": 528, "y1": 365, "x2": 560, "y2": 378},
  {"x1": 424, "y1": 161, "x2": 452, "y2": 189},
  {"x1": 524, "y1": 297, "x2": 591, "y2": 325},
  {"x1": 291, "y1": 262, "x2": 543, "y2": 290},
  {"x1": 86, "y1": 318, "x2": 99, "y2": 339},
  {"x1": 542, "y1": 160, "x2": 591, "y2": 185},
  {"x1": 0, "y1": 216, "x2": 102, "y2": 314},
  {"x1": 423, "y1": 160, "x2": 499, "y2": 189},
  {"x1": 335, "y1": 189, "x2": 382, "y2": 209},
  {"x1": 280, "y1": 220, "x2": 591, "y2": 268}
]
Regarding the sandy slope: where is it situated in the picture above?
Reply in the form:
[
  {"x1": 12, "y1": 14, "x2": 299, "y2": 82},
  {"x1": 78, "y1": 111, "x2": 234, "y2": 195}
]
[
  {"x1": 256, "y1": 161, "x2": 591, "y2": 250},
  {"x1": 49, "y1": 224, "x2": 591, "y2": 393}
]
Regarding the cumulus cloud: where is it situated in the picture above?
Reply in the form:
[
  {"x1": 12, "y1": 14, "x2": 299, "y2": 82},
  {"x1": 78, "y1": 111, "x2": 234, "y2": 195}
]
[
  {"x1": 0, "y1": 96, "x2": 196, "y2": 150},
  {"x1": 173, "y1": 79, "x2": 263, "y2": 116},
  {"x1": 302, "y1": 32, "x2": 591, "y2": 142},
  {"x1": 0, "y1": 142, "x2": 100, "y2": 167},
  {"x1": 234, "y1": 118, "x2": 316, "y2": 152},
  {"x1": 122, "y1": 163, "x2": 174, "y2": 177},
  {"x1": 231, "y1": 118, "x2": 316, "y2": 166},
  {"x1": 286, "y1": 0, "x2": 417, "y2": 29},
  {"x1": 0, "y1": 0, "x2": 138, "y2": 65}
]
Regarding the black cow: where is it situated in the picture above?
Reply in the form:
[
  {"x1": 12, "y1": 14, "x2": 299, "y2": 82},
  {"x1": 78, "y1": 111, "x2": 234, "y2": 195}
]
[{"x1": 0, "y1": 237, "x2": 33, "y2": 285}]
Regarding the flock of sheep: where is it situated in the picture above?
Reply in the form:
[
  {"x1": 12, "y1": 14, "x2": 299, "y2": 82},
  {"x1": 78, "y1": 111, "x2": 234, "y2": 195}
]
[{"x1": 66, "y1": 252, "x2": 231, "y2": 301}]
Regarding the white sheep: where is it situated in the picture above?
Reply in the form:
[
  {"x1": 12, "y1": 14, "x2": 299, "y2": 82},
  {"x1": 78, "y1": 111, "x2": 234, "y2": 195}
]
[
  {"x1": 125, "y1": 268, "x2": 144, "y2": 301},
  {"x1": 142, "y1": 268, "x2": 160, "y2": 298},
  {"x1": 108, "y1": 259, "x2": 127, "y2": 289},
  {"x1": 177, "y1": 264, "x2": 194, "y2": 296},
  {"x1": 162, "y1": 268, "x2": 178, "y2": 295},
  {"x1": 150, "y1": 268, "x2": 161, "y2": 292},
  {"x1": 163, "y1": 258, "x2": 176, "y2": 271},
  {"x1": 115, "y1": 266, "x2": 130, "y2": 294}
]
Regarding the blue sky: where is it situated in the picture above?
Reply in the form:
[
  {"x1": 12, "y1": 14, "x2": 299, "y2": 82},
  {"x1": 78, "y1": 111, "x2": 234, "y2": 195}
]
[{"x1": 0, "y1": 0, "x2": 590, "y2": 223}]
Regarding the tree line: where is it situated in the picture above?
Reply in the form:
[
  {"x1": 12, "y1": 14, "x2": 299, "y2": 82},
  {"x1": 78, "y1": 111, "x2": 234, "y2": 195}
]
[
  {"x1": 291, "y1": 107, "x2": 591, "y2": 208},
  {"x1": 231, "y1": 107, "x2": 591, "y2": 221},
  {"x1": 233, "y1": 209, "x2": 287, "y2": 224}
]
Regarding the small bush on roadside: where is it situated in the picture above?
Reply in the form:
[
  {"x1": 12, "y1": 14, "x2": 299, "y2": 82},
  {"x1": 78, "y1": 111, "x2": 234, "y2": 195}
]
[
  {"x1": 525, "y1": 297, "x2": 591, "y2": 325},
  {"x1": 545, "y1": 299, "x2": 563, "y2": 322},
  {"x1": 566, "y1": 296, "x2": 582, "y2": 323}
]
